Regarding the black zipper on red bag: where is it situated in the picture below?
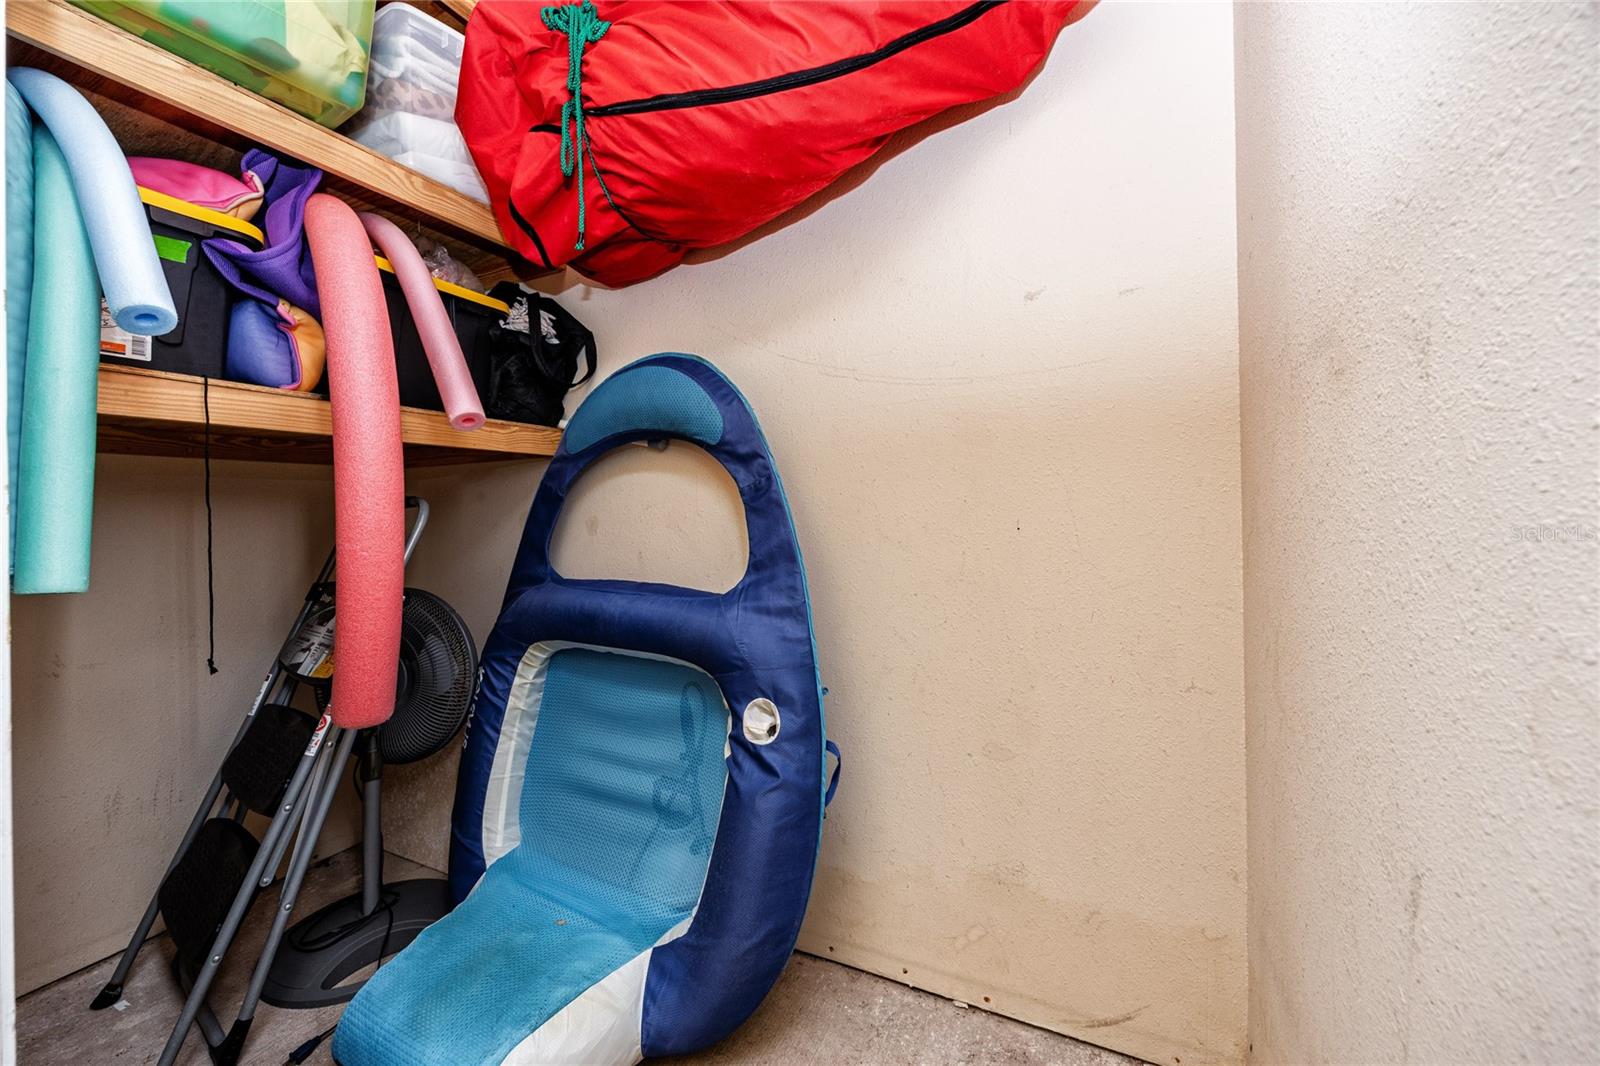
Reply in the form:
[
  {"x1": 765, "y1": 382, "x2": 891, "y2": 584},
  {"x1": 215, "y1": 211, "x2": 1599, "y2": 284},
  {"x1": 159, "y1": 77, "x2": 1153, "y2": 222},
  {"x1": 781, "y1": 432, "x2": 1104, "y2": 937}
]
[
  {"x1": 508, "y1": 196, "x2": 554, "y2": 269},
  {"x1": 582, "y1": 0, "x2": 1006, "y2": 118}
]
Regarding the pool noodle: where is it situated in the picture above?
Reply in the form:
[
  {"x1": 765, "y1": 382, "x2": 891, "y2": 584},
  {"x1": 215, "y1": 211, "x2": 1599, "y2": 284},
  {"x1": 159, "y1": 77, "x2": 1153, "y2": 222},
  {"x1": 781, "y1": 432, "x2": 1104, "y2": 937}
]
[
  {"x1": 6, "y1": 85, "x2": 34, "y2": 568},
  {"x1": 6, "y1": 67, "x2": 176, "y2": 336},
  {"x1": 13, "y1": 125, "x2": 100, "y2": 595},
  {"x1": 304, "y1": 194, "x2": 404, "y2": 730},
  {"x1": 358, "y1": 213, "x2": 484, "y2": 431}
]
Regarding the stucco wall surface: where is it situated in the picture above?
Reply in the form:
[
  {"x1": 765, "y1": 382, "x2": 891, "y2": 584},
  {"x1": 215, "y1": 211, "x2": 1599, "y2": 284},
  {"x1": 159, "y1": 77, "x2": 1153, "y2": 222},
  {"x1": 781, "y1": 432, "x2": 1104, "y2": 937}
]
[{"x1": 1236, "y1": 4, "x2": 1600, "y2": 1062}]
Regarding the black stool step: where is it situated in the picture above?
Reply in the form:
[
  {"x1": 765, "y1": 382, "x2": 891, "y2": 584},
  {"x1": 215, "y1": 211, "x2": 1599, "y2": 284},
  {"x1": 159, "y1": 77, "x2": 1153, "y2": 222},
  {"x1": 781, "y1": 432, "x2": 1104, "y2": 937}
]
[
  {"x1": 158, "y1": 818, "x2": 261, "y2": 981},
  {"x1": 222, "y1": 703, "x2": 317, "y2": 815}
]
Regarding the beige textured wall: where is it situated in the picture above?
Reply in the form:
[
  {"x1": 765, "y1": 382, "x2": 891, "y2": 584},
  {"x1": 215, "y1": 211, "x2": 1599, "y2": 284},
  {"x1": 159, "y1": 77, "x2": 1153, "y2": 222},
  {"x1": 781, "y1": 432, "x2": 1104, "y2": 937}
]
[
  {"x1": 389, "y1": 4, "x2": 1246, "y2": 1063},
  {"x1": 8, "y1": 455, "x2": 364, "y2": 994},
  {"x1": 1236, "y1": 4, "x2": 1600, "y2": 1063}
]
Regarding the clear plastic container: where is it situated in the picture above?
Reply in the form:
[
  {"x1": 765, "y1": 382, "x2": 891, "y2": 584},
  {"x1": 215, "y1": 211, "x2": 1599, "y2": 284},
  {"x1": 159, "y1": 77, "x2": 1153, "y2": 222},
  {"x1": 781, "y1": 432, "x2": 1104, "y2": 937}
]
[
  {"x1": 342, "y1": 2, "x2": 487, "y2": 202},
  {"x1": 347, "y1": 111, "x2": 487, "y2": 203},
  {"x1": 73, "y1": 0, "x2": 375, "y2": 127}
]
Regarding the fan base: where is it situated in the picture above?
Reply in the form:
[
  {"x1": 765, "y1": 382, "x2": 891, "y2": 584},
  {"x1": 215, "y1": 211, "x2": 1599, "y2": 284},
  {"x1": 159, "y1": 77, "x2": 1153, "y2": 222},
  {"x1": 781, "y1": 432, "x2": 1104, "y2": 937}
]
[{"x1": 260, "y1": 878, "x2": 452, "y2": 1009}]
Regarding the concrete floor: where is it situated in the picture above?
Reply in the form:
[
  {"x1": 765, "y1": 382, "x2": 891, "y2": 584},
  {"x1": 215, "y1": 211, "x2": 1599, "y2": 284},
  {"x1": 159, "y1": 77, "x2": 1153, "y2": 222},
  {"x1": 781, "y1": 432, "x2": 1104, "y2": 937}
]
[{"x1": 18, "y1": 849, "x2": 1138, "y2": 1066}]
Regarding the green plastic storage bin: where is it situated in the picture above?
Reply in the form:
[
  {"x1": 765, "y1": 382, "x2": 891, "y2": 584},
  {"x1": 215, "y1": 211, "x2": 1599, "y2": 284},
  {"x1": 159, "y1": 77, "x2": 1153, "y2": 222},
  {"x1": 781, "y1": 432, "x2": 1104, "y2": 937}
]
[{"x1": 72, "y1": 0, "x2": 375, "y2": 127}]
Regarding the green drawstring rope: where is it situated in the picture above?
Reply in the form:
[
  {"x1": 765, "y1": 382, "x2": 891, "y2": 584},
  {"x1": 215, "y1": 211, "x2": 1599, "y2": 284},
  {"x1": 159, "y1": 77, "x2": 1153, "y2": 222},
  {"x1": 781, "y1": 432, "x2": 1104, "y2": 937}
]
[{"x1": 542, "y1": 0, "x2": 610, "y2": 252}]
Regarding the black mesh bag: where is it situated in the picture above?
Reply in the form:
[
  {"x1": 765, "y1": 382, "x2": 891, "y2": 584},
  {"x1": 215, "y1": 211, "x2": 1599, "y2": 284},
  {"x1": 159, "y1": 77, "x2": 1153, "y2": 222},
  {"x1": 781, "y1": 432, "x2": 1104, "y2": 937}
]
[{"x1": 483, "y1": 286, "x2": 596, "y2": 427}]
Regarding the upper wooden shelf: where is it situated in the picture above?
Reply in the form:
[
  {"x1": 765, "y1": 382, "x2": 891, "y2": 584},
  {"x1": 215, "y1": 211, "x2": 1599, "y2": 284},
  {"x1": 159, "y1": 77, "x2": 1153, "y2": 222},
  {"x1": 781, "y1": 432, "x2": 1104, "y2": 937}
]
[
  {"x1": 437, "y1": 0, "x2": 478, "y2": 21},
  {"x1": 5, "y1": 0, "x2": 510, "y2": 258},
  {"x1": 97, "y1": 365, "x2": 561, "y2": 467}
]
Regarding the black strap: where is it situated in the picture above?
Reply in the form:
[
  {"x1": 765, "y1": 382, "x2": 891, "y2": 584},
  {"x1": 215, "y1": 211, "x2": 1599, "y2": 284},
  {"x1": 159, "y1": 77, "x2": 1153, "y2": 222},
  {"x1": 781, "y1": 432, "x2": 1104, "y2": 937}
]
[
  {"x1": 531, "y1": 293, "x2": 596, "y2": 388},
  {"x1": 203, "y1": 376, "x2": 218, "y2": 676},
  {"x1": 824, "y1": 739, "x2": 842, "y2": 808}
]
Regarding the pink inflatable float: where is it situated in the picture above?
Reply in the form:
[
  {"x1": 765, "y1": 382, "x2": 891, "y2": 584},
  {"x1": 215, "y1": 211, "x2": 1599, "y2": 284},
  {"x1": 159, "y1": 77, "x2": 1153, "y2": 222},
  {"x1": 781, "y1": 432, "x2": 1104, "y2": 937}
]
[
  {"x1": 303, "y1": 194, "x2": 404, "y2": 731},
  {"x1": 358, "y1": 212, "x2": 484, "y2": 431}
]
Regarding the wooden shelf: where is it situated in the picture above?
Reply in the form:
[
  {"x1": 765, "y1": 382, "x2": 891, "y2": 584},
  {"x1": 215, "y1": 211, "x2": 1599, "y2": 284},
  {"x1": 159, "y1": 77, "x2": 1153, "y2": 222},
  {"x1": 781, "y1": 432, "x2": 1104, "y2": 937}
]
[
  {"x1": 6, "y1": 5, "x2": 558, "y2": 464},
  {"x1": 96, "y1": 365, "x2": 561, "y2": 467},
  {"x1": 435, "y1": 0, "x2": 479, "y2": 23},
  {"x1": 5, "y1": 0, "x2": 520, "y2": 280}
]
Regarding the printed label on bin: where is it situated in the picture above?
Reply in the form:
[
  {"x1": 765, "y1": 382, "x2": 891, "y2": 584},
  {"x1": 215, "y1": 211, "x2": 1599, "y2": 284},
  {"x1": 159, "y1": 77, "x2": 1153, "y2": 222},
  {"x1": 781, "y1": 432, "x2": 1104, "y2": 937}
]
[{"x1": 99, "y1": 300, "x2": 151, "y2": 362}]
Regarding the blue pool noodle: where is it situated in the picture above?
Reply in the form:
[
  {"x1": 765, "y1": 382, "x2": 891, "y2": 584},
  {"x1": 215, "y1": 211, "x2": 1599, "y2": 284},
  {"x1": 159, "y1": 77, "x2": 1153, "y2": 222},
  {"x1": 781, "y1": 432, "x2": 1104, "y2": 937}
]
[
  {"x1": 13, "y1": 124, "x2": 101, "y2": 594},
  {"x1": 7, "y1": 67, "x2": 175, "y2": 336},
  {"x1": 6, "y1": 84, "x2": 34, "y2": 569}
]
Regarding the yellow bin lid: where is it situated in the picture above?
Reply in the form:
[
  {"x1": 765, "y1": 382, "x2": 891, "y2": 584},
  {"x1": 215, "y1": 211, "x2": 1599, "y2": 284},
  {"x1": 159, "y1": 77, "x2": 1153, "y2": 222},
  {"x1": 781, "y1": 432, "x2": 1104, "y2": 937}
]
[
  {"x1": 138, "y1": 186, "x2": 266, "y2": 246},
  {"x1": 374, "y1": 255, "x2": 509, "y2": 313}
]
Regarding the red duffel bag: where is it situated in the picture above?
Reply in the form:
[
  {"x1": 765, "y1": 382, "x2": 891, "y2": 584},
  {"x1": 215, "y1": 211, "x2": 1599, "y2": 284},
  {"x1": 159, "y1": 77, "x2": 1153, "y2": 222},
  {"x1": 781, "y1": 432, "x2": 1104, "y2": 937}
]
[{"x1": 458, "y1": 0, "x2": 1089, "y2": 287}]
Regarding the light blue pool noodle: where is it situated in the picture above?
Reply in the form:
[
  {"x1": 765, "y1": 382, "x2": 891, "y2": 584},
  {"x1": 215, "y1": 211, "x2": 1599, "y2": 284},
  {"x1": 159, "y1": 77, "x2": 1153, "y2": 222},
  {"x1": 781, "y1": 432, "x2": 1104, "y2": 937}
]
[
  {"x1": 6, "y1": 84, "x2": 34, "y2": 570},
  {"x1": 13, "y1": 124, "x2": 100, "y2": 594},
  {"x1": 7, "y1": 67, "x2": 175, "y2": 336}
]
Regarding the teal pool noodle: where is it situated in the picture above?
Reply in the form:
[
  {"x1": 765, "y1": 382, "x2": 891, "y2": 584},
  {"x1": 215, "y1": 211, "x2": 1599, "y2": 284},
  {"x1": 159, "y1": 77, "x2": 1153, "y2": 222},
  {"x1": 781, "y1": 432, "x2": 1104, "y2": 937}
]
[
  {"x1": 6, "y1": 84, "x2": 34, "y2": 569},
  {"x1": 7, "y1": 67, "x2": 175, "y2": 336},
  {"x1": 13, "y1": 124, "x2": 100, "y2": 595}
]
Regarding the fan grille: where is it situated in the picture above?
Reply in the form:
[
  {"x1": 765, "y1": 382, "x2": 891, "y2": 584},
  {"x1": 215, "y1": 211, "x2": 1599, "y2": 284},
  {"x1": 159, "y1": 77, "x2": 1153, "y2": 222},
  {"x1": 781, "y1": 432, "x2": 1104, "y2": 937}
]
[{"x1": 382, "y1": 589, "x2": 478, "y2": 764}]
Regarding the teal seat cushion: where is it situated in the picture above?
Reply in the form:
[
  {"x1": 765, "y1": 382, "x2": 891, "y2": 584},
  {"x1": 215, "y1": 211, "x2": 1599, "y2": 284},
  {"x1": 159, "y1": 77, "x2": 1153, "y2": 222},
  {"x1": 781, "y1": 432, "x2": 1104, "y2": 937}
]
[{"x1": 333, "y1": 647, "x2": 729, "y2": 1066}]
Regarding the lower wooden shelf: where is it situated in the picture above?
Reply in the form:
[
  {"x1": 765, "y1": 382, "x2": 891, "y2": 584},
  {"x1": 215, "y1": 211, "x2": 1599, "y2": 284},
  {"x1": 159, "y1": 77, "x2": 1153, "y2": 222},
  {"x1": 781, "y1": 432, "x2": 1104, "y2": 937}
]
[{"x1": 96, "y1": 365, "x2": 561, "y2": 466}]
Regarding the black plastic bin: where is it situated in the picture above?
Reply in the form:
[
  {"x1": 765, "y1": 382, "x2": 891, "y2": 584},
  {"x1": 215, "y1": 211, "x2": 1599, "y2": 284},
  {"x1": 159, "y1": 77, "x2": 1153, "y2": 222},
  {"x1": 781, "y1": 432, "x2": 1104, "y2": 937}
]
[
  {"x1": 375, "y1": 257, "x2": 507, "y2": 413},
  {"x1": 99, "y1": 187, "x2": 263, "y2": 377}
]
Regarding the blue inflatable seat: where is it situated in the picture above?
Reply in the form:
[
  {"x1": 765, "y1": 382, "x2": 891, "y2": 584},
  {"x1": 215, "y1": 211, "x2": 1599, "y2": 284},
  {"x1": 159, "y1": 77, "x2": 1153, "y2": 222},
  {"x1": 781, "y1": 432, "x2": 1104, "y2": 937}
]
[{"x1": 334, "y1": 354, "x2": 837, "y2": 1066}]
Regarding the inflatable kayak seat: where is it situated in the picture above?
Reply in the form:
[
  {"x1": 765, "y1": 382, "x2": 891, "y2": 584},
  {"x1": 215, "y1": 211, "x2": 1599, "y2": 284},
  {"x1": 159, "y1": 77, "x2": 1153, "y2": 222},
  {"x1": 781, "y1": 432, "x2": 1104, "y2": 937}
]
[{"x1": 333, "y1": 354, "x2": 838, "y2": 1066}]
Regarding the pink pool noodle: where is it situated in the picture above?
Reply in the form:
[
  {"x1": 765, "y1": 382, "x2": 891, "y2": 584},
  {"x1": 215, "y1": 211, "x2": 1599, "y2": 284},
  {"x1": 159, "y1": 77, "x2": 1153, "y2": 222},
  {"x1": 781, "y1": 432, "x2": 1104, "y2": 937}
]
[
  {"x1": 304, "y1": 194, "x2": 404, "y2": 730},
  {"x1": 358, "y1": 212, "x2": 484, "y2": 430}
]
